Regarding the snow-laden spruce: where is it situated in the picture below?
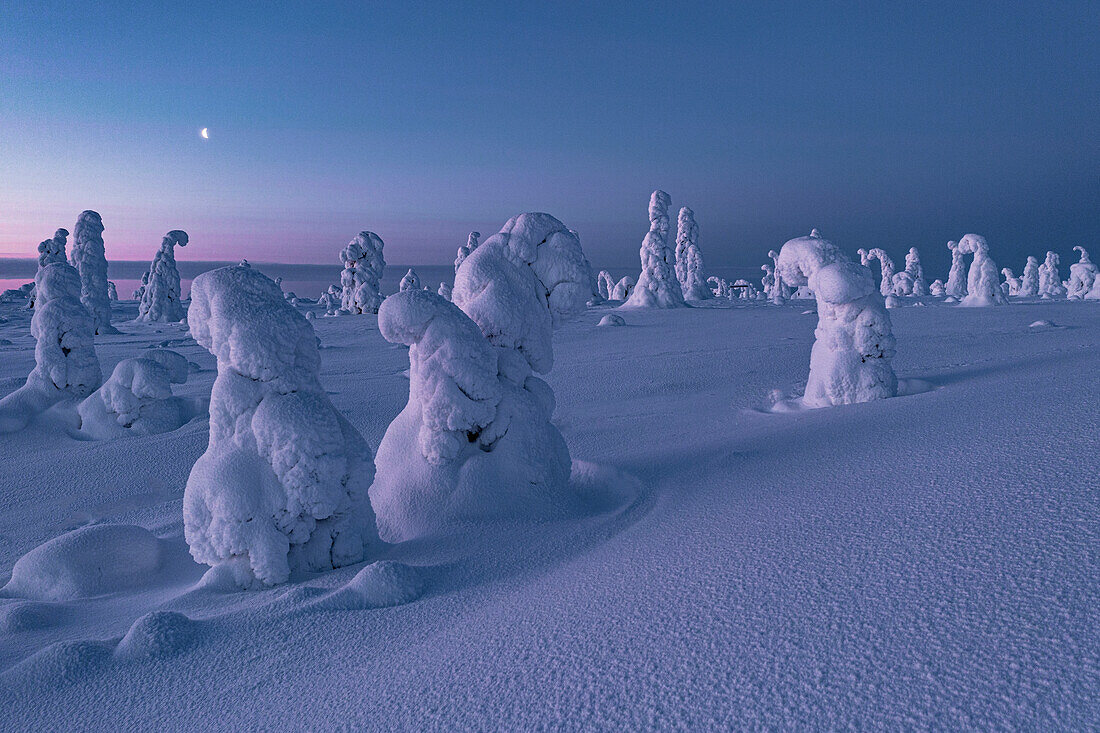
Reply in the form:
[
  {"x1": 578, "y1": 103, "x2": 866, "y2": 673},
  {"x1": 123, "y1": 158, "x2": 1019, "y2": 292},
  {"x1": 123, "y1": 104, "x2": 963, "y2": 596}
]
[
  {"x1": 107, "y1": 281, "x2": 118, "y2": 301},
  {"x1": 623, "y1": 191, "x2": 686, "y2": 308},
  {"x1": 38, "y1": 228, "x2": 68, "y2": 267},
  {"x1": 183, "y1": 265, "x2": 380, "y2": 586},
  {"x1": 137, "y1": 230, "x2": 189, "y2": 322},
  {"x1": 319, "y1": 285, "x2": 342, "y2": 316},
  {"x1": 78, "y1": 349, "x2": 192, "y2": 438},
  {"x1": 1019, "y1": 256, "x2": 1040, "y2": 297},
  {"x1": 611, "y1": 276, "x2": 635, "y2": 300},
  {"x1": 946, "y1": 241, "x2": 967, "y2": 299},
  {"x1": 372, "y1": 213, "x2": 589, "y2": 541},
  {"x1": 0, "y1": 259, "x2": 101, "y2": 432},
  {"x1": 132, "y1": 272, "x2": 149, "y2": 301},
  {"x1": 776, "y1": 230, "x2": 897, "y2": 408},
  {"x1": 1001, "y1": 268, "x2": 1021, "y2": 296},
  {"x1": 1066, "y1": 247, "x2": 1097, "y2": 299},
  {"x1": 929, "y1": 279, "x2": 946, "y2": 297},
  {"x1": 399, "y1": 268, "x2": 421, "y2": 292},
  {"x1": 957, "y1": 234, "x2": 1008, "y2": 306},
  {"x1": 71, "y1": 210, "x2": 116, "y2": 334},
  {"x1": 1038, "y1": 251, "x2": 1066, "y2": 299},
  {"x1": 339, "y1": 231, "x2": 385, "y2": 314},
  {"x1": 455, "y1": 231, "x2": 480, "y2": 272},
  {"x1": 892, "y1": 247, "x2": 927, "y2": 296},
  {"x1": 437, "y1": 281, "x2": 452, "y2": 300},
  {"x1": 674, "y1": 207, "x2": 710, "y2": 300},
  {"x1": 597, "y1": 271, "x2": 615, "y2": 300},
  {"x1": 859, "y1": 248, "x2": 895, "y2": 297},
  {"x1": 766, "y1": 249, "x2": 791, "y2": 303}
]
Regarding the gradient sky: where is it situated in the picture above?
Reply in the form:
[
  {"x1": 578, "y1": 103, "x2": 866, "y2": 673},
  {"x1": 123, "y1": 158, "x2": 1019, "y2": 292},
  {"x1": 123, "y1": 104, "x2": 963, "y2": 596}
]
[{"x1": 2, "y1": 1, "x2": 1098, "y2": 273}]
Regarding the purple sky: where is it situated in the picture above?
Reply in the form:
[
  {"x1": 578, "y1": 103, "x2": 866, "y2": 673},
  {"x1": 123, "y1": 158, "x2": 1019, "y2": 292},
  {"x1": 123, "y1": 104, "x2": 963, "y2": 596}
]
[{"x1": 2, "y1": 2, "x2": 1098, "y2": 273}]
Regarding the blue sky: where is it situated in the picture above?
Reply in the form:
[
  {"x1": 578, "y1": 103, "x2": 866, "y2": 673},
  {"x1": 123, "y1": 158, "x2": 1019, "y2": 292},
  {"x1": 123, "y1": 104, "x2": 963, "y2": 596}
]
[{"x1": 2, "y1": 1, "x2": 1097, "y2": 272}]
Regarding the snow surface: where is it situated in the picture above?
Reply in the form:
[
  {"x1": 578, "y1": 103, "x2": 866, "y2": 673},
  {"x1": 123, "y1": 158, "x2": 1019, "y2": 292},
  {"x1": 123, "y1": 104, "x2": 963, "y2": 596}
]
[{"x1": 0, "y1": 289, "x2": 1098, "y2": 728}]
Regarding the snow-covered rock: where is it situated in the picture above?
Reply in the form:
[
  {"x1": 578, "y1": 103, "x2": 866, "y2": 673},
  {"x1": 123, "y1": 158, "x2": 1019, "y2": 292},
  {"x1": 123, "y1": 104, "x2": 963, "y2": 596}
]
[
  {"x1": 0, "y1": 261, "x2": 101, "y2": 432},
  {"x1": 137, "y1": 230, "x2": 189, "y2": 322},
  {"x1": 674, "y1": 207, "x2": 710, "y2": 301},
  {"x1": 1038, "y1": 251, "x2": 1066, "y2": 299},
  {"x1": 71, "y1": 210, "x2": 116, "y2": 334},
  {"x1": 339, "y1": 231, "x2": 386, "y2": 314},
  {"x1": 183, "y1": 265, "x2": 380, "y2": 586},
  {"x1": 623, "y1": 191, "x2": 686, "y2": 308},
  {"x1": 957, "y1": 234, "x2": 1008, "y2": 307},
  {"x1": 776, "y1": 230, "x2": 897, "y2": 408},
  {"x1": 1066, "y1": 247, "x2": 1097, "y2": 299}
]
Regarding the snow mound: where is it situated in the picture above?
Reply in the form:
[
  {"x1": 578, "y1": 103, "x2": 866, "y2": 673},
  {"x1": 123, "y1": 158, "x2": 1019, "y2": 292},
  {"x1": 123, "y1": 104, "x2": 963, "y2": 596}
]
[
  {"x1": 598, "y1": 314, "x2": 625, "y2": 327},
  {"x1": 0, "y1": 601, "x2": 63, "y2": 632},
  {"x1": 2, "y1": 524, "x2": 163, "y2": 602},
  {"x1": 312, "y1": 561, "x2": 425, "y2": 610},
  {"x1": 78, "y1": 350, "x2": 193, "y2": 438},
  {"x1": 1029, "y1": 320, "x2": 1056, "y2": 328},
  {"x1": 115, "y1": 611, "x2": 198, "y2": 661},
  {"x1": 3, "y1": 639, "x2": 112, "y2": 686}
]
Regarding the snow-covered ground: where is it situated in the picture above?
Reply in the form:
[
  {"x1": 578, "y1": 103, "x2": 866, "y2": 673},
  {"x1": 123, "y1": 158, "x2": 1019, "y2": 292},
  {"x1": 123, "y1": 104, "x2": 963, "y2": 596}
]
[{"x1": 0, "y1": 295, "x2": 1097, "y2": 728}]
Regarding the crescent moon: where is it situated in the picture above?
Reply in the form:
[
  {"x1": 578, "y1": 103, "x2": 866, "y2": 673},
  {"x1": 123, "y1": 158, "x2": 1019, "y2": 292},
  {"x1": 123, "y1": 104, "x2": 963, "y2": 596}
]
[{"x1": 201, "y1": 128, "x2": 209, "y2": 139}]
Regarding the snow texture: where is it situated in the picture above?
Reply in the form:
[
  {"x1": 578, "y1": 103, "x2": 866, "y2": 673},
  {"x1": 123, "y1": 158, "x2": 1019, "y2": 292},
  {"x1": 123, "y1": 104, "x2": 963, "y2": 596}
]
[
  {"x1": 183, "y1": 265, "x2": 380, "y2": 586},
  {"x1": 399, "y1": 268, "x2": 421, "y2": 292},
  {"x1": 339, "y1": 231, "x2": 386, "y2": 314},
  {"x1": 674, "y1": 207, "x2": 711, "y2": 300},
  {"x1": 137, "y1": 230, "x2": 189, "y2": 323},
  {"x1": 1019, "y1": 256, "x2": 1041, "y2": 297},
  {"x1": 957, "y1": 234, "x2": 1008, "y2": 307},
  {"x1": 945, "y1": 241, "x2": 967, "y2": 299},
  {"x1": 623, "y1": 191, "x2": 686, "y2": 308},
  {"x1": 70, "y1": 210, "x2": 116, "y2": 334},
  {"x1": 0, "y1": 262, "x2": 101, "y2": 432},
  {"x1": 776, "y1": 230, "x2": 897, "y2": 408},
  {"x1": 1066, "y1": 247, "x2": 1097, "y2": 299},
  {"x1": 1038, "y1": 251, "x2": 1067, "y2": 299}
]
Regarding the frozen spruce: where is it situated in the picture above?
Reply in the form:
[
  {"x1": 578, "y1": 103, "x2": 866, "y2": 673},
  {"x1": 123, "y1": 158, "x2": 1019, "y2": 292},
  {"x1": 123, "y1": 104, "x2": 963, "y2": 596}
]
[
  {"x1": 674, "y1": 207, "x2": 710, "y2": 300},
  {"x1": 78, "y1": 349, "x2": 191, "y2": 438},
  {"x1": 1019, "y1": 256, "x2": 1040, "y2": 297},
  {"x1": 1037, "y1": 251, "x2": 1067, "y2": 299},
  {"x1": 137, "y1": 230, "x2": 189, "y2": 322},
  {"x1": 71, "y1": 210, "x2": 117, "y2": 334},
  {"x1": 437, "y1": 281, "x2": 452, "y2": 301},
  {"x1": 611, "y1": 276, "x2": 635, "y2": 301},
  {"x1": 766, "y1": 250, "x2": 791, "y2": 303},
  {"x1": 183, "y1": 265, "x2": 380, "y2": 586},
  {"x1": 455, "y1": 231, "x2": 480, "y2": 272},
  {"x1": 339, "y1": 231, "x2": 386, "y2": 314},
  {"x1": 132, "y1": 272, "x2": 149, "y2": 301},
  {"x1": 37, "y1": 228, "x2": 68, "y2": 267},
  {"x1": 1001, "y1": 268, "x2": 1021, "y2": 296},
  {"x1": 1066, "y1": 247, "x2": 1097, "y2": 299},
  {"x1": 945, "y1": 241, "x2": 967, "y2": 299},
  {"x1": 623, "y1": 191, "x2": 686, "y2": 308},
  {"x1": 0, "y1": 260, "x2": 101, "y2": 432},
  {"x1": 399, "y1": 268, "x2": 421, "y2": 292},
  {"x1": 107, "y1": 281, "x2": 118, "y2": 301},
  {"x1": 957, "y1": 234, "x2": 1008, "y2": 307},
  {"x1": 776, "y1": 229, "x2": 897, "y2": 408},
  {"x1": 372, "y1": 213, "x2": 589, "y2": 541},
  {"x1": 929, "y1": 279, "x2": 946, "y2": 297},
  {"x1": 319, "y1": 285, "x2": 342, "y2": 316},
  {"x1": 896, "y1": 247, "x2": 927, "y2": 296},
  {"x1": 597, "y1": 271, "x2": 615, "y2": 301},
  {"x1": 862, "y1": 248, "x2": 895, "y2": 297}
]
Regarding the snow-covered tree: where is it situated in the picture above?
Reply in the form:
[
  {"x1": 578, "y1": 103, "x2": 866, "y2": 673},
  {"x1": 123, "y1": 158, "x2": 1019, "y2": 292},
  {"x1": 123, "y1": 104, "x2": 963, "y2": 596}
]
[
  {"x1": 864, "y1": 248, "x2": 896, "y2": 297},
  {"x1": 776, "y1": 229, "x2": 897, "y2": 408},
  {"x1": 78, "y1": 349, "x2": 191, "y2": 437},
  {"x1": 708, "y1": 276, "x2": 731, "y2": 299},
  {"x1": 1066, "y1": 247, "x2": 1098, "y2": 299},
  {"x1": 183, "y1": 265, "x2": 381, "y2": 586},
  {"x1": 623, "y1": 191, "x2": 686, "y2": 307},
  {"x1": 455, "y1": 231, "x2": 480, "y2": 272},
  {"x1": 71, "y1": 210, "x2": 116, "y2": 334},
  {"x1": 611, "y1": 276, "x2": 635, "y2": 301},
  {"x1": 399, "y1": 268, "x2": 421, "y2": 292},
  {"x1": 339, "y1": 231, "x2": 385, "y2": 314},
  {"x1": 1001, "y1": 268, "x2": 1021, "y2": 296},
  {"x1": 107, "y1": 281, "x2": 118, "y2": 301},
  {"x1": 319, "y1": 285, "x2": 342, "y2": 316},
  {"x1": 372, "y1": 213, "x2": 588, "y2": 540},
  {"x1": 0, "y1": 260, "x2": 101, "y2": 432},
  {"x1": 1019, "y1": 256, "x2": 1040, "y2": 297},
  {"x1": 597, "y1": 270, "x2": 615, "y2": 300},
  {"x1": 945, "y1": 240, "x2": 967, "y2": 299},
  {"x1": 929, "y1": 279, "x2": 946, "y2": 297},
  {"x1": 1037, "y1": 251, "x2": 1066, "y2": 299},
  {"x1": 37, "y1": 228, "x2": 68, "y2": 267},
  {"x1": 132, "y1": 272, "x2": 149, "y2": 301},
  {"x1": 893, "y1": 247, "x2": 927, "y2": 296},
  {"x1": 137, "y1": 230, "x2": 189, "y2": 322},
  {"x1": 957, "y1": 234, "x2": 1007, "y2": 306},
  {"x1": 766, "y1": 249, "x2": 791, "y2": 303},
  {"x1": 674, "y1": 207, "x2": 710, "y2": 300},
  {"x1": 437, "y1": 282, "x2": 452, "y2": 300}
]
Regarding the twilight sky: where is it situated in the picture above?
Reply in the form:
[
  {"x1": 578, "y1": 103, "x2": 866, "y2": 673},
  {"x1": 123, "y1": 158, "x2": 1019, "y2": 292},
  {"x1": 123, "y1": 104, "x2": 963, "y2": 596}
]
[{"x1": 2, "y1": 1, "x2": 1098, "y2": 273}]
